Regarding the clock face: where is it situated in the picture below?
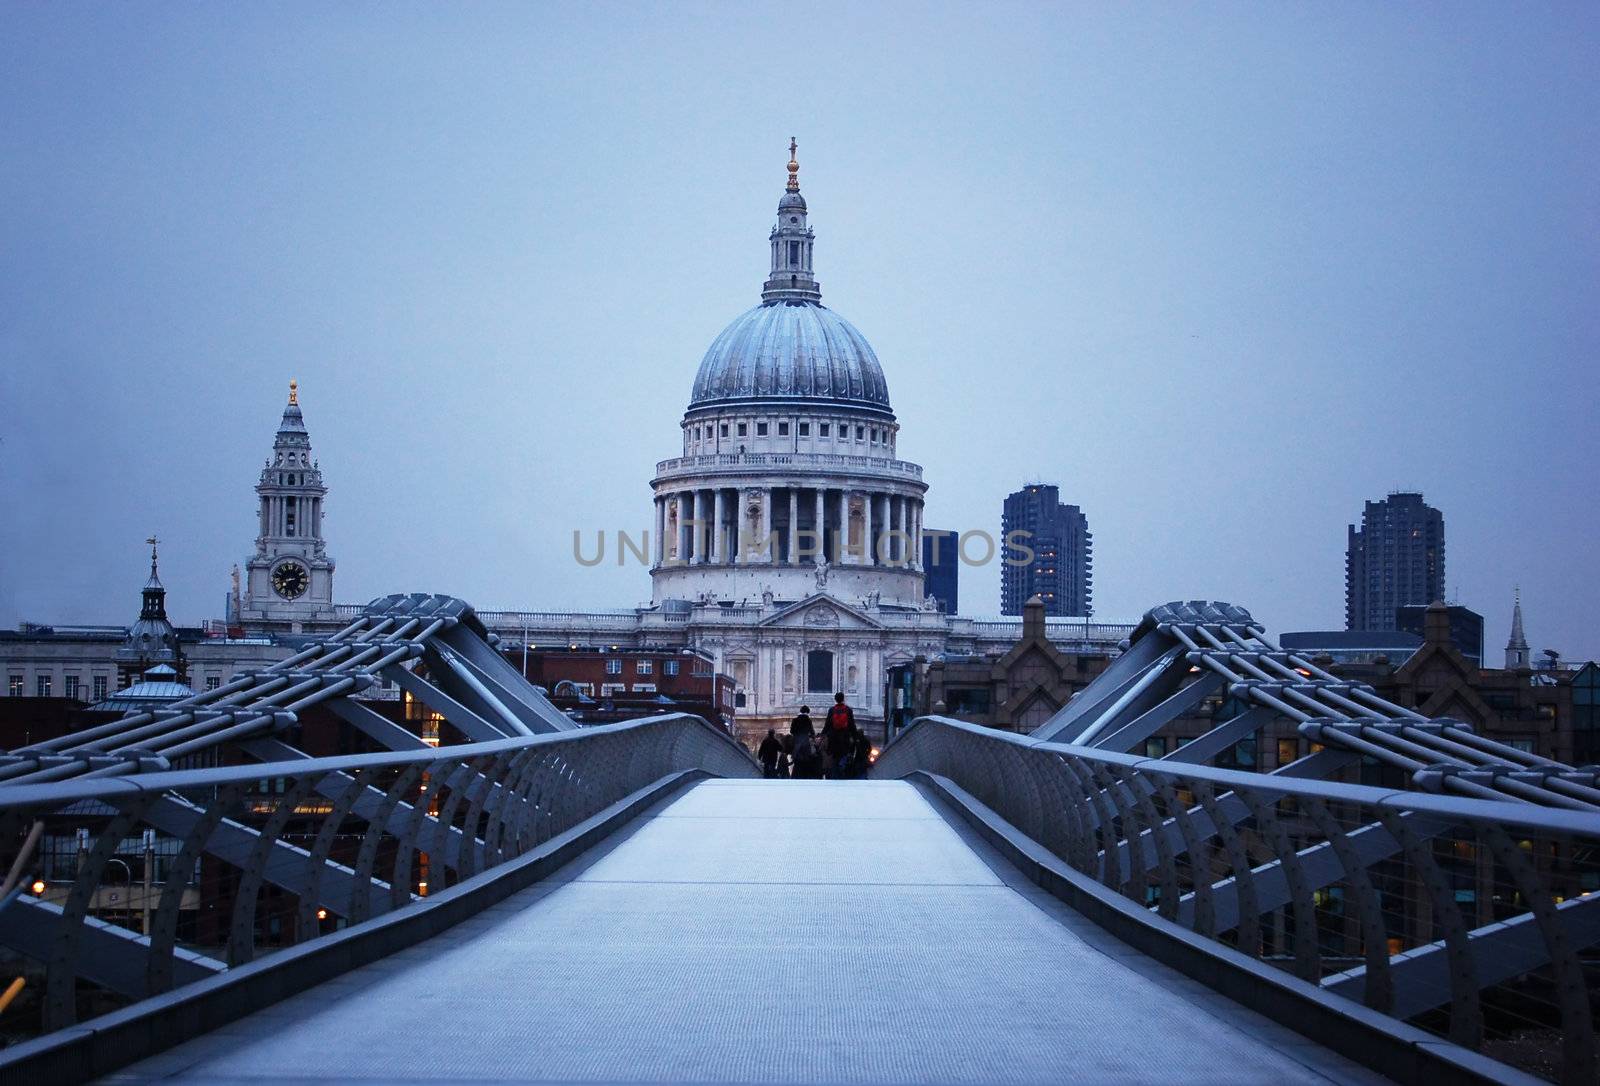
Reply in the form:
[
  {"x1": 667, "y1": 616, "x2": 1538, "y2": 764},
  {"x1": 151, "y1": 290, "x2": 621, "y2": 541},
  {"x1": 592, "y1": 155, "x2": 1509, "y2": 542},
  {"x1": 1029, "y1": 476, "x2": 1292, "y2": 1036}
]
[{"x1": 271, "y1": 561, "x2": 309, "y2": 600}]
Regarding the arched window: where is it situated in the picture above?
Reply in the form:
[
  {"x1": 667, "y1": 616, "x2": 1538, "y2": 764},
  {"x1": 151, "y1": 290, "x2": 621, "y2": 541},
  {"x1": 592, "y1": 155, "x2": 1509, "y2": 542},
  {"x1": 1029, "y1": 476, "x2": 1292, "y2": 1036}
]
[{"x1": 806, "y1": 649, "x2": 833, "y2": 693}]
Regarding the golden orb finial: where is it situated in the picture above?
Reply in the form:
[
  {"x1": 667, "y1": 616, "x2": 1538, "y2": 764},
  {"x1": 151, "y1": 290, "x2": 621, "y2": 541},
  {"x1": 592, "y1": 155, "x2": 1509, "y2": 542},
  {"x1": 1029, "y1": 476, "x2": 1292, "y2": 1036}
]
[
  {"x1": 288, "y1": 379, "x2": 298, "y2": 406},
  {"x1": 786, "y1": 137, "x2": 799, "y2": 193}
]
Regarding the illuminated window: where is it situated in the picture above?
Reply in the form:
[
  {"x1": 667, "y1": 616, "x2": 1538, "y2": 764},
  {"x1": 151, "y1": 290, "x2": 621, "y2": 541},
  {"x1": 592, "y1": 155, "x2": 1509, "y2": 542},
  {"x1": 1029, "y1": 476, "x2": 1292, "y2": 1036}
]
[{"x1": 36, "y1": 675, "x2": 51, "y2": 698}]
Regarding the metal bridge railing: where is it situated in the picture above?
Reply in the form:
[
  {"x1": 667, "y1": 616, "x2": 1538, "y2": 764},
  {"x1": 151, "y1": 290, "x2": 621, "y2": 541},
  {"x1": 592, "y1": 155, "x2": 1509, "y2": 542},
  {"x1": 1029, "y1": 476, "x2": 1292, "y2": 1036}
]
[
  {"x1": 0, "y1": 712, "x2": 756, "y2": 1049},
  {"x1": 876, "y1": 716, "x2": 1600, "y2": 1084}
]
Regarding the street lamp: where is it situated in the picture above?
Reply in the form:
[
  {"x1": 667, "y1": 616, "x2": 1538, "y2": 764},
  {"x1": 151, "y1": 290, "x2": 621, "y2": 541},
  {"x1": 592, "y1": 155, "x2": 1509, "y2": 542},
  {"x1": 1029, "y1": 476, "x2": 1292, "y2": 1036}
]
[{"x1": 105, "y1": 857, "x2": 132, "y2": 928}]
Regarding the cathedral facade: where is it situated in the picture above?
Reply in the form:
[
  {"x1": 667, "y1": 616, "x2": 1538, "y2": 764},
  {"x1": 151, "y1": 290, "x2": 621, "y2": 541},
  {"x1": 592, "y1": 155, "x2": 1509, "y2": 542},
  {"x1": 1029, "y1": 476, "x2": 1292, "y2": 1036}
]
[
  {"x1": 3, "y1": 147, "x2": 1133, "y2": 741},
  {"x1": 494, "y1": 146, "x2": 1128, "y2": 739}
]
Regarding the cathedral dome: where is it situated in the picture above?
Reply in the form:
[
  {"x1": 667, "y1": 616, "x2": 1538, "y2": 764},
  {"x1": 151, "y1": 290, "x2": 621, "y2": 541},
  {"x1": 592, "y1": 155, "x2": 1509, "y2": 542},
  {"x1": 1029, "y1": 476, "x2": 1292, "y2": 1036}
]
[
  {"x1": 687, "y1": 141, "x2": 892, "y2": 418},
  {"x1": 689, "y1": 301, "x2": 892, "y2": 415}
]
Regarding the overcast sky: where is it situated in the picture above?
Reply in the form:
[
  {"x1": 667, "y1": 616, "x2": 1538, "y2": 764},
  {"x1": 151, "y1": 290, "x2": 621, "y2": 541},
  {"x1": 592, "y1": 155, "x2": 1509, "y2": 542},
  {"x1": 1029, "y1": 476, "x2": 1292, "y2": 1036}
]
[{"x1": 2, "y1": 4, "x2": 1596, "y2": 660}]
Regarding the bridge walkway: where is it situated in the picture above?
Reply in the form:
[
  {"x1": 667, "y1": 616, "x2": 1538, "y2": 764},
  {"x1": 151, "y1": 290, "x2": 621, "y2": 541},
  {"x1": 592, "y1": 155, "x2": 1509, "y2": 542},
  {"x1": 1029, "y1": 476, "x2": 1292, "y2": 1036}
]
[{"x1": 104, "y1": 780, "x2": 1385, "y2": 1084}]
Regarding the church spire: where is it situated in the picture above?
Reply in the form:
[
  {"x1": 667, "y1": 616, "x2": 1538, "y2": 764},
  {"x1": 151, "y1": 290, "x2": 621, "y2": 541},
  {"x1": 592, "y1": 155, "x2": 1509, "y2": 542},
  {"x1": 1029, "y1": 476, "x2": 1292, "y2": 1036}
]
[
  {"x1": 763, "y1": 137, "x2": 822, "y2": 304},
  {"x1": 1505, "y1": 586, "x2": 1530, "y2": 669},
  {"x1": 141, "y1": 534, "x2": 167, "y2": 619}
]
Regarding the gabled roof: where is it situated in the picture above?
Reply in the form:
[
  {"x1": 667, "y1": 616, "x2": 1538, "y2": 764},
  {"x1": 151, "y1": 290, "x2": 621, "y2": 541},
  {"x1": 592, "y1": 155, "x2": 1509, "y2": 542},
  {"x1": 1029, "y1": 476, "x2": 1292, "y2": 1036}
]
[{"x1": 757, "y1": 593, "x2": 884, "y2": 631}]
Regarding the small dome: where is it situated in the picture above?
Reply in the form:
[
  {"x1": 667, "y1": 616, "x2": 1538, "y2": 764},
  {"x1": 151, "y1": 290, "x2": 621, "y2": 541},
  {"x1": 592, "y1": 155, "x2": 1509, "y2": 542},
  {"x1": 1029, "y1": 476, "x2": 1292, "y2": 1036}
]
[
  {"x1": 779, "y1": 191, "x2": 807, "y2": 212},
  {"x1": 689, "y1": 301, "x2": 892, "y2": 414}
]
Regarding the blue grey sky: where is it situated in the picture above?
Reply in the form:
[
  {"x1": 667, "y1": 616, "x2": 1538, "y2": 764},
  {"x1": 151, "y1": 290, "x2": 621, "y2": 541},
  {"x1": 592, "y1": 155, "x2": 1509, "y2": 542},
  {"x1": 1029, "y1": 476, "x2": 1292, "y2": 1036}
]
[{"x1": 2, "y1": 4, "x2": 1596, "y2": 658}]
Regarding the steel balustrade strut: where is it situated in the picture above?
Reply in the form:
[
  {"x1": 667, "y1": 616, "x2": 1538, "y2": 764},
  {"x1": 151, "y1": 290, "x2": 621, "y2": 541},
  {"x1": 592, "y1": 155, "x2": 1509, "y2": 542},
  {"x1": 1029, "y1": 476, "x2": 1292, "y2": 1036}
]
[
  {"x1": 0, "y1": 592, "x2": 759, "y2": 1071},
  {"x1": 875, "y1": 600, "x2": 1600, "y2": 1085}
]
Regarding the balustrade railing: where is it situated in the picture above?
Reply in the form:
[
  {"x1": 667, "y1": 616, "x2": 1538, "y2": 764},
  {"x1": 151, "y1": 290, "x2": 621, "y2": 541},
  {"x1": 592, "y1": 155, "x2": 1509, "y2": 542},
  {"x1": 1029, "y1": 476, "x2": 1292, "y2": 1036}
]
[
  {"x1": 875, "y1": 716, "x2": 1600, "y2": 1084},
  {"x1": 654, "y1": 451, "x2": 923, "y2": 480},
  {"x1": 0, "y1": 713, "x2": 756, "y2": 1053}
]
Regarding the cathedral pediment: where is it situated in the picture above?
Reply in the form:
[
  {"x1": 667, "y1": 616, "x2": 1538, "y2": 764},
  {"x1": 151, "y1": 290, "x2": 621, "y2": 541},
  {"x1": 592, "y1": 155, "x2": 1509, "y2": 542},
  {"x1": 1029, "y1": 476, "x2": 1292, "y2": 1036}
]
[{"x1": 759, "y1": 593, "x2": 884, "y2": 631}]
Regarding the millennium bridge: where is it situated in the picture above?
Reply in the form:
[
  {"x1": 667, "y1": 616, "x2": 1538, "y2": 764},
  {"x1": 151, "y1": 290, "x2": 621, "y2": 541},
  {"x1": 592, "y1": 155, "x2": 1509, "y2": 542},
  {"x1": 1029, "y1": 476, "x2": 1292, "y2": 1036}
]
[{"x1": 1, "y1": 594, "x2": 1597, "y2": 1084}]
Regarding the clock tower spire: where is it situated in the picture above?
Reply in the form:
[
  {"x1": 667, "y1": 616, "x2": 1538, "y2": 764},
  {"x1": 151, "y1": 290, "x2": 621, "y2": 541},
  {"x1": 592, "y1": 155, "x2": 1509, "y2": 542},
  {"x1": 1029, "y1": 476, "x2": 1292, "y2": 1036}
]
[{"x1": 241, "y1": 381, "x2": 336, "y2": 630}]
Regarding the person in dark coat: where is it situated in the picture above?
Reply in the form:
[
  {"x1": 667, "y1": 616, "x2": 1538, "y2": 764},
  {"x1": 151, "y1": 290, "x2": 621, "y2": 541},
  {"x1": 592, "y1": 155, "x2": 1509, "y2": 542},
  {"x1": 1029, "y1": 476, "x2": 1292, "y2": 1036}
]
[
  {"x1": 851, "y1": 726, "x2": 874, "y2": 778},
  {"x1": 785, "y1": 706, "x2": 822, "y2": 778},
  {"x1": 823, "y1": 693, "x2": 855, "y2": 778},
  {"x1": 758, "y1": 729, "x2": 783, "y2": 778}
]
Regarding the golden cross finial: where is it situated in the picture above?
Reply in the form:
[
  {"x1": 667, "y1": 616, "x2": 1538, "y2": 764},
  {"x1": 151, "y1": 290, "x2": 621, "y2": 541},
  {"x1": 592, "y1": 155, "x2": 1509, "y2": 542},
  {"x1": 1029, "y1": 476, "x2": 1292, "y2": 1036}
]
[
  {"x1": 787, "y1": 137, "x2": 799, "y2": 192},
  {"x1": 288, "y1": 379, "x2": 299, "y2": 406}
]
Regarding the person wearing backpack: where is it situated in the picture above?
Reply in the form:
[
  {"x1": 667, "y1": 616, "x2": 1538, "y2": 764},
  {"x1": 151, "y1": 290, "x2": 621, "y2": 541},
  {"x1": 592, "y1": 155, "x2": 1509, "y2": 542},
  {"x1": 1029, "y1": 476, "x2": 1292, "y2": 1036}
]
[{"x1": 824, "y1": 693, "x2": 855, "y2": 779}]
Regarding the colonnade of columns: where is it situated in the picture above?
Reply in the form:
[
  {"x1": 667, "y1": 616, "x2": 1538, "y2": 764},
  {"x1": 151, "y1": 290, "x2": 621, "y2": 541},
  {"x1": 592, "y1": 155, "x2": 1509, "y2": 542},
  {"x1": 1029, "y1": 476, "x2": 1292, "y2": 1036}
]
[
  {"x1": 653, "y1": 485, "x2": 922, "y2": 569},
  {"x1": 261, "y1": 492, "x2": 323, "y2": 541}
]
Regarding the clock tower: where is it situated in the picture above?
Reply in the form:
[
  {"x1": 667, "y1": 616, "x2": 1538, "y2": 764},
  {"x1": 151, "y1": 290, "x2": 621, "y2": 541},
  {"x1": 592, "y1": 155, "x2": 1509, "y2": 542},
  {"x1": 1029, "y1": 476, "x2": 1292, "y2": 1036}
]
[{"x1": 241, "y1": 381, "x2": 335, "y2": 630}]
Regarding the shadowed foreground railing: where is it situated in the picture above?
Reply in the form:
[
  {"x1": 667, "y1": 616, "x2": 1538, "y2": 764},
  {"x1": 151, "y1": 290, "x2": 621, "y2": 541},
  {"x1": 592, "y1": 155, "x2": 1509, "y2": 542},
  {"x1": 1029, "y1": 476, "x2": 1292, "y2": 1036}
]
[
  {"x1": 875, "y1": 716, "x2": 1600, "y2": 1085},
  {"x1": 0, "y1": 712, "x2": 756, "y2": 1058}
]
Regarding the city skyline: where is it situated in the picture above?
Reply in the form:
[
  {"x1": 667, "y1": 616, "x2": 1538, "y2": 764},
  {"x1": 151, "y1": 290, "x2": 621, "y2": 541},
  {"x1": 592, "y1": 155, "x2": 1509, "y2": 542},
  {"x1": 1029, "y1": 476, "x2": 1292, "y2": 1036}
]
[{"x1": 3, "y1": 6, "x2": 1596, "y2": 659}]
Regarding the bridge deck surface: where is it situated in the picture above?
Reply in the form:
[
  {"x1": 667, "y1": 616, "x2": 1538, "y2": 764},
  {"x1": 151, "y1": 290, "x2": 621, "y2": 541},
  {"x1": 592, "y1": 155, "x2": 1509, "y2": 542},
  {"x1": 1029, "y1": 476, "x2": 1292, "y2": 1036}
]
[{"x1": 107, "y1": 780, "x2": 1383, "y2": 1084}]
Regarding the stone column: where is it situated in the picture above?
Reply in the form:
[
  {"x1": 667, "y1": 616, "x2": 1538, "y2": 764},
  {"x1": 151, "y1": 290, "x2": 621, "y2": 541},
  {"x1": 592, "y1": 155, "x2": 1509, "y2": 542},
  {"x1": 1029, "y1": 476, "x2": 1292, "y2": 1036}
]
[
  {"x1": 814, "y1": 488, "x2": 826, "y2": 563},
  {"x1": 788, "y1": 488, "x2": 798, "y2": 565},
  {"x1": 713, "y1": 488, "x2": 726, "y2": 563},
  {"x1": 837, "y1": 489, "x2": 849, "y2": 564},
  {"x1": 654, "y1": 496, "x2": 665, "y2": 566},
  {"x1": 759, "y1": 487, "x2": 772, "y2": 563},
  {"x1": 675, "y1": 492, "x2": 689, "y2": 564},
  {"x1": 913, "y1": 501, "x2": 923, "y2": 570},
  {"x1": 863, "y1": 489, "x2": 874, "y2": 566},
  {"x1": 890, "y1": 495, "x2": 903, "y2": 565},
  {"x1": 707, "y1": 489, "x2": 720, "y2": 566}
]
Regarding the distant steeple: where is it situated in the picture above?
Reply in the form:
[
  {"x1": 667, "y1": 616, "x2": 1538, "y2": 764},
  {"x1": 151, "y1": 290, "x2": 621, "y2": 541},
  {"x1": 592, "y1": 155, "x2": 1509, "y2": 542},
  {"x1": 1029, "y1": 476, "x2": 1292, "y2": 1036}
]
[
  {"x1": 141, "y1": 535, "x2": 166, "y2": 620},
  {"x1": 120, "y1": 536, "x2": 178, "y2": 679},
  {"x1": 763, "y1": 137, "x2": 822, "y2": 304},
  {"x1": 1505, "y1": 587, "x2": 1530, "y2": 669}
]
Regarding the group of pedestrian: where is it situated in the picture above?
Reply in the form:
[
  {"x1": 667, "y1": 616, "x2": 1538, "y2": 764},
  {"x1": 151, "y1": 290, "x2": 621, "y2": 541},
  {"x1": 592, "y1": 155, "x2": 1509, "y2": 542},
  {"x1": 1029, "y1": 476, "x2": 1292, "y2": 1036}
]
[{"x1": 758, "y1": 693, "x2": 874, "y2": 779}]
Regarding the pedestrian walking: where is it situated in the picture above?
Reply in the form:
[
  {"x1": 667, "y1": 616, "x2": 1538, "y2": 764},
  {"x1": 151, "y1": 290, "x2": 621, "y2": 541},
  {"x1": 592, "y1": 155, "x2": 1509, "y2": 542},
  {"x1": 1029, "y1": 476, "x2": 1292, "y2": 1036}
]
[
  {"x1": 824, "y1": 693, "x2": 855, "y2": 779},
  {"x1": 851, "y1": 725, "x2": 873, "y2": 778},
  {"x1": 758, "y1": 728, "x2": 783, "y2": 778}
]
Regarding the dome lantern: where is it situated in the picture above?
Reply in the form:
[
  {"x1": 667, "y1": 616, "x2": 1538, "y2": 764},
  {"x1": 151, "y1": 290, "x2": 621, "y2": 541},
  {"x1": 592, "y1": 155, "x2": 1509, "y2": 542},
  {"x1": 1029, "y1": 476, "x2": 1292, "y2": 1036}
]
[{"x1": 763, "y1": 138, "x2": 820, "y2": 304}]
